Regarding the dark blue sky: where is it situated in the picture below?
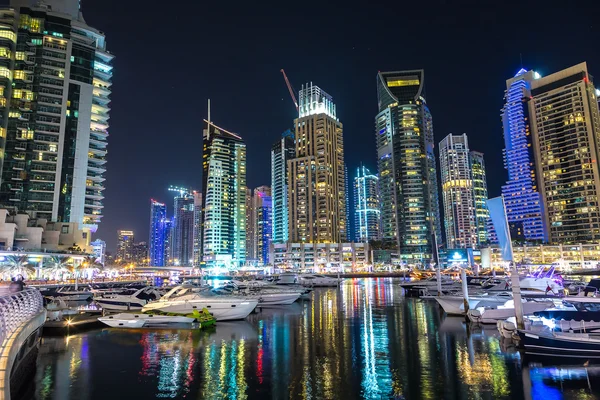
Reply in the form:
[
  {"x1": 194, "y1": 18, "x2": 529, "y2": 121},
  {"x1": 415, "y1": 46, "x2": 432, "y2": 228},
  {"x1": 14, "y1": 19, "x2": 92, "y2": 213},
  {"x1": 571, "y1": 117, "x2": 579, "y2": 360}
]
[{"x1": 78, "y1": 0, "x2": 600, "y2": 251}]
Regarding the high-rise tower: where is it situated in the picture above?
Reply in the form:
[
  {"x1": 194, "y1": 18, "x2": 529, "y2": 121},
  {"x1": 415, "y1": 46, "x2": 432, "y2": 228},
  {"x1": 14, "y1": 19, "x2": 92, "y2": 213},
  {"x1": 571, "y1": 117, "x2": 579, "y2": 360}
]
[
  {"x1": 375, "y1": 70, "x2": 441, "y2": 264},
  {"x1": 200, "y1": 118, "x2": 246, "y2": 267},
  {"x1": 288, "y1": 83, "x2": 347, "y2": 243},
  {"x1": 501, "y1": 69, "x2": 547, "y2": 242},
  {"x1": 117, "y1": 230, "x2": 134, "y2": 262},
  {"x1": 172, "y1": 191, "x2": 194, "y2": 266},
  {"x1": 529, "y1": 63, "x2": 600, "y2": 243},
  {"x1": 0, "y1": 1, "x2": 113, "y2": 232},
  {"x1": 271, "y1": 129, "x2": 294, "y2": 244},
  {"x1": 439, "y1": 134, "x2": 489, "y2": 248},
  {"x1": 354, "y1": 166, "x2": 380, "y2": 243},
  {"x1": 149, "y1": 199, "x2": 167, "y2": 266},
  {"x1": 253, "y1": 186, "x2": 272, "y2": 265}
]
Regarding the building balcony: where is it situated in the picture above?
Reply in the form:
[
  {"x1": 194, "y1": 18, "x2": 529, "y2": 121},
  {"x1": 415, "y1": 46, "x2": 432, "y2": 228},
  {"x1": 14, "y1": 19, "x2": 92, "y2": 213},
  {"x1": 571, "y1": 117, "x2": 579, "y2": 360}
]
[
  {"x1": 86, "y1": 174, "x2": 106, "y2": 183},
  {"x1": 85, "y1": 191, "x2": 103, "y2": 200},
  {"x1": 14, "y1": 142, "x2": 27, "y2": 151},
  {"x1": 88, "y1": 143, "x2": 107, "y2": 154},
  {"x1": 87, "y1": 164, "x2": 106, "y2": 174},
  {"x1": 84, "y1": 200, "x2": 104, "y2": 209},
  {"x1": 86, "y1": 182, "x2": 105, "y2": 191},
  {"x1": 12, "y1": 162, "x2": 25, "y2": 170},
  {"x1": 90, "y1": 129, "x2": 109, "y2": 138}
]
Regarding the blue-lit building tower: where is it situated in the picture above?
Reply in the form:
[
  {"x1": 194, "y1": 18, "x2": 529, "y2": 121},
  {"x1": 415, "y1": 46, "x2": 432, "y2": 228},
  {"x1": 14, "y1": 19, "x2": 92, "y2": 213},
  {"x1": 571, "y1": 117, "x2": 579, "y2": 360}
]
[
  {"x1": 271, "y1": 129, "x2": 295, "y2": 243},
  {"x1": 354, "y1": 166, "x2": 380, "y2": 242},
  {"x1": 501, "y1": 69, "x2": 548, "y2": 242},
  {"x1": 149, "y1": 200, "x2": 167, "y2": 266},
  {"x1": 255, "y1": 189, "x2": 273, "y2": 265}
]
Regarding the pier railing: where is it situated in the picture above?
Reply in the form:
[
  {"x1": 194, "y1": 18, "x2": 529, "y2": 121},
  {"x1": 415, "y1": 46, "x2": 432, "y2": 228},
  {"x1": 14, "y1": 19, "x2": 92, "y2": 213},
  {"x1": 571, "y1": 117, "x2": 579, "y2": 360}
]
[{"x1": 0, "y1": 288, "x2": 43, "y2": 345}]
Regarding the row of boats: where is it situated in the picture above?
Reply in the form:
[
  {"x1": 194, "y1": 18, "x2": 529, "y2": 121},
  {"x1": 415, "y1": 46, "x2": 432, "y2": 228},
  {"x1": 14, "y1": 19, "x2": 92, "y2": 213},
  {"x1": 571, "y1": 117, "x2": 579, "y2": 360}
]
[
  {"x1": 404, "y1": 268, "x2": 600, "y2": 358},
  {"x1": 41, "y1": 273, "x2": 342, "y2": 324}
]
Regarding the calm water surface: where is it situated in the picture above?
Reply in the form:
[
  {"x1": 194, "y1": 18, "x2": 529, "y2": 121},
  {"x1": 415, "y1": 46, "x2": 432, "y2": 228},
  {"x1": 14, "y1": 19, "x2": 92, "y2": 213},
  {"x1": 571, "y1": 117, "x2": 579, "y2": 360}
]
[{"x1": 26, "y1": 278, "x2": 600, "y2": 399}]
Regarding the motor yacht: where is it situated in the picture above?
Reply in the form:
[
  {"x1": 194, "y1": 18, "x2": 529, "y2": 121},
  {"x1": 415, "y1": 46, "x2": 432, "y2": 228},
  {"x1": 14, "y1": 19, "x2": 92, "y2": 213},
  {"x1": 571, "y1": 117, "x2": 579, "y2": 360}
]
[
  {"x1": 45, "y1": 285, "x2": 93, "y2": 301},
  {"x1": 98, "y1": 313, "x2": 195, "y2": 328},
  {"x1": 299, "y1": 274, "x2": 341, "y2": 287},
  {"x1": 94, "y1": 287, "x2": 162, "y2": 311},
  {"x1": 215, "y1": 284, "x2": 302, "y2": 306},
  {"x1": 141, "y1": 285, "x2": 258, "y2": 321},
  {"x1": 399, "y1": 275, "x2": 458, "y2": 289},
  {"x1": 519, "y1": 266, "x2": 564, "y2": 294},
  {"x1": 434, "y1": 292, "x2": 514, "y2": 316},
  {"x1": 467, "y1": 299, "x2": 554, "y2": 324}
]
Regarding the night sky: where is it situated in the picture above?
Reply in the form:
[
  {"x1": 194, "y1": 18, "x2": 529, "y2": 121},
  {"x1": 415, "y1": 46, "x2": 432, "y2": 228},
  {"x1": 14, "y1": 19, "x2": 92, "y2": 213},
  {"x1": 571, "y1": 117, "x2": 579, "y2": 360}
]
[{"x1": 77, "y1": 0, "x2": 599, "y2": 251}]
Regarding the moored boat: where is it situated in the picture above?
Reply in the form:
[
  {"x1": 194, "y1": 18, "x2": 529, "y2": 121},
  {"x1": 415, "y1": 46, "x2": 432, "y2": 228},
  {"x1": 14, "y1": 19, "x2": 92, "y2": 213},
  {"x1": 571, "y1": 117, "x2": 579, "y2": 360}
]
[
  {"x1": 98, "y1": 313, "x2": 195, "y2": 328},
  {"x1": 518, "y1": 330, "x2": 600, "y2": 358},
  {"x1": 94, "y1": 286, "x2": 162, "y2": 311}
]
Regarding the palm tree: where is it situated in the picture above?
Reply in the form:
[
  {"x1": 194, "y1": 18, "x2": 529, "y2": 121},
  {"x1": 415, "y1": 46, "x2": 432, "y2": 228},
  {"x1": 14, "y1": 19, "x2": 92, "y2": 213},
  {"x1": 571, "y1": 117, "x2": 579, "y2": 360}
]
[
  {"x1": 1, "y1": 255, "x2": 35, "y2": 279},
  {"x1": 44, "y1": 256, "x2": 72, "y2": 281}
]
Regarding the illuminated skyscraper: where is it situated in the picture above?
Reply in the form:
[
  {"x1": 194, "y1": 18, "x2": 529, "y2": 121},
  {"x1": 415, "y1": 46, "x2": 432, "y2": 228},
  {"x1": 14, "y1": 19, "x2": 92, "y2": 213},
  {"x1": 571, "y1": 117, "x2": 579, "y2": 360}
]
[
  {"x1": 354, "y1": 166, "x2": 380, "y2": 243},
  {"x1": 0, "y1": 1, "x2": 113, "y2": 232},
  {"x1": 245, "y1": 187, "x2": 255, "y2": 260},
  {"x1": 529, "y1": 63, "x2": 600, "y2": 243},
  {"x1": 149, "y1": 199, "x2": 167, "y2": 266},
  {"x1": 172, "y1": 192, "x2": 194, "y2": 266},
  {"x1": 501, "y1": 69, "x2": 547, "y2": 242},
  {"x1": 271, "y1": 129, "x2": 294, "y2": 244},
  {"x1": 470, "y1": 151, "x2": 489, "y2": 245},
  {"x1": 200, "y1": 119, "x2": 246, "y2": 267},
  {"x1": 375, "y1": 70, "x2": 441, "y2": 264},
  {"x1": 192, "y1": 191, "x2": 202, "y2": 266},
  {"x1": 253, "y1": 186, "x2": 272, "y2": 265},
  {"x1": 439, "y1": 134, "x2": 488, "y2": 248},
  {"x1": 116, "y1": 230, "x2": 134, "y2": 261},
  {"x1": 288, "y1": 83, "x2": 347, "y2": 243}
]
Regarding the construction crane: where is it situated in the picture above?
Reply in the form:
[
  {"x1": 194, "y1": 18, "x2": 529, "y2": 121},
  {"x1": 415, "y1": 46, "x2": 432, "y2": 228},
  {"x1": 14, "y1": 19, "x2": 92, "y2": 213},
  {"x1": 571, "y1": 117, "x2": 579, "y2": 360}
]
[
  {"x1": 168, "y1": 185, "x2": 193, "y2": 198},
  {"x1": 280, "y1": 69, "x2": 299, "y2": 111}
]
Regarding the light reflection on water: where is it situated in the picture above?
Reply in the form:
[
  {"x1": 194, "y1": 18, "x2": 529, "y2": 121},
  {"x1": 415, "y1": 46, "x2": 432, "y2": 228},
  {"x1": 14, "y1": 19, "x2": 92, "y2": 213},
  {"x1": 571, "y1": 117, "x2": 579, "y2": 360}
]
[{"x1": 29, "y1": 278, "x2": 600, "y2": 400}]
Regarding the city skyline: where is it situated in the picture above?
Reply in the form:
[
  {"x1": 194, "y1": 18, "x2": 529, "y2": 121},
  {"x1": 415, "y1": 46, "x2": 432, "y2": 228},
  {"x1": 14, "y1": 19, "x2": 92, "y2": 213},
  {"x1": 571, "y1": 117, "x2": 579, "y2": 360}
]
[{"x1": 44, "y1": 1, "x2": 600, "y2": 252}]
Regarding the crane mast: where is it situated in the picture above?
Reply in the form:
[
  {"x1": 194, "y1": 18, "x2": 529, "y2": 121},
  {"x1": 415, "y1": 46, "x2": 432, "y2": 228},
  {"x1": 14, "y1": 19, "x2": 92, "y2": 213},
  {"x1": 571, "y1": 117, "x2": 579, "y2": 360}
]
[{"x1": 280, "y1": 69, "x2": 299, "y2": 111}]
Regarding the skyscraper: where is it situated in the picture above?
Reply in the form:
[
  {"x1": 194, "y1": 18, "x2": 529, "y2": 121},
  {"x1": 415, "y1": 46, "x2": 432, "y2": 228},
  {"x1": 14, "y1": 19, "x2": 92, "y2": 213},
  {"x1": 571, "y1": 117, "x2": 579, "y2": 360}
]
[
  {"x1": 288, "y1": 83, "x2": 347, "y2": 243},
  {"x1": 375, "y1": 70, "x2": 441, "y2": 264},
  {"x1": 354, "y1": 166, "x2": 380, "y2": 243},
  {"x1": 192, "y1": 191, "x2": 202, "y2": 267},
  {"x1": 200, "y1": 119, "x2": 246, "y2": 268},
  {"x1": 149, "y1": 199, "x2": 167, "y2": 266},
  {"x1": 172, "y1": 193, "x2": 194, "y2": 266},
  {"x1": 253, "y1": 186, "x2": 272, "y2": 265},
  {"x1": 0, "y1": 1, "x2": 113, "y2": 232},
  {"x1": 271, "y1": 129, "x2": 294, "y2": 244},
  {"x1": 529, "y1": 63, "x2": 600, "y2": 243},
  {"x1": 117, "y1": 230, "x2": 134, "y2": 262},
  {"x1": 439, "y1": 134, "x2": 488, "y2": 248},
  {"x1": 501, "y1": 69, "x2": 547, "y2": 242},
  {"x1": 470, "y1": 151, "x2": 489, "y2": 245},
  {"x1": 245, "y1": 187, "x2": 255, "y2": 260}
]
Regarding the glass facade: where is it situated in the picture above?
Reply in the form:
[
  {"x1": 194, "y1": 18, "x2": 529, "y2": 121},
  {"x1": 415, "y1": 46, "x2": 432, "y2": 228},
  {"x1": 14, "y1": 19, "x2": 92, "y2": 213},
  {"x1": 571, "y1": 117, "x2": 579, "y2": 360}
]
[
  {"x1": 354, "y1": 166, "x2": 380, "y2": 243},
  {"x1": 439, "y1": 134, "x2": 488, "y2": 248},
  {"x1": 172, "y1": 195, "x2": 194, "y2": 267},
  {"x1": 149, "y1": 200, "x2": 167, "y2": 266},
  {"x1": 0, "y1": 4, "x2": 112, "y2": 232},
  {"x1": 500, "y1": 69, "x2": 547, "y2": 242},
  {"x1": 376, "y1": 71, "x2": 441, "y2": 265},
  {"x1": 270, "y1": 129, "x2": 294, "y2": 244},
  {"x1": 201, "y1": 120, "x2": 246, "y2": 268},
  {"x1": 529, "y1": 63, "x2": 600, "y2": 243}
]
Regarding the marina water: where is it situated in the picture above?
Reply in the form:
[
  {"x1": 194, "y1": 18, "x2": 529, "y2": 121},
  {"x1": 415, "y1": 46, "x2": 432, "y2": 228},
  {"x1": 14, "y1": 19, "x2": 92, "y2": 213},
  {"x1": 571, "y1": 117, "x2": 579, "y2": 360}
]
[{"x1": 22, "y1": 278, "x2": 600, "y2": 399}]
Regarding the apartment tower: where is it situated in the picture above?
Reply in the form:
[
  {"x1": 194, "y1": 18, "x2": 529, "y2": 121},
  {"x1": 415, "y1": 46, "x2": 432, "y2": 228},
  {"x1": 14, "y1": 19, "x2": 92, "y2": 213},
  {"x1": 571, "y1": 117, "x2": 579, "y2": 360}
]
[
  {"x1": 529, "y1": 63, "x2": 600, "y2": 243},
  {"x1": 270, "y1": 129, "x2": 294, "y2": 244},
  {"x1": 0, "y1": 1, "x2": 113, "y2": 232},
  {"x1": 200, "y1": 118, "x2": 246, "y2": 267},
  {"x1": 375, "y1": 70, "x2": 442, "y2": 264},
  {"x1": 354, "y1": 166, "x2": 380, "y2": 243},
  {"x1": 288, "y1": 83, "x2": 346, "y2": 243}
]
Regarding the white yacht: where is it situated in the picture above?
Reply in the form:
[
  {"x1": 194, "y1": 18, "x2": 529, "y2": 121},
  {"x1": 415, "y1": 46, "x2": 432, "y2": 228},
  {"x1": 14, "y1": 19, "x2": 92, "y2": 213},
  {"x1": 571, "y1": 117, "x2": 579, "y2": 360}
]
[
  {"x1": 467, "y1": 299, "x2": 554, "y2": 324},
  {"x1": 94, "y1": 287, "x2": 162, "y2": 311},
  {"x1": 215, "y1": 284, "x2": 302, "y2": 306},
  {"x1": 299, "y1": 274, "x2": 341, "y2": 287},
  {"x1": 98, "y1": 313, "x2": 195, "y2": 328},
  {"x1": 46, "y1": 285, "x2": 93, "y2": 301},
  {"x1": 399, "y1": 276, "x2": 458, "y2": 289},
  {"x1": 519, "y1": 266, "x2": 564, "y2": 294},
  {"x1": 435, "y1": 292, "x2": 514, "y2": 316},
  {"x1": 142, "y1": 285, "x2": 258, "y2": 321}
]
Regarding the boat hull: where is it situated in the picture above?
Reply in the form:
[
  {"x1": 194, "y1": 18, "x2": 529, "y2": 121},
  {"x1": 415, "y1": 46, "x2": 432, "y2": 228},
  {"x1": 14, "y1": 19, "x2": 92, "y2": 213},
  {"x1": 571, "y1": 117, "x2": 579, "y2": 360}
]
[
  {"x1": 98, "y1": 313, "x2": 194, "y2": 328},
  {"x1": 258, "y1": 292, "x2": 300, "y2": 306},
  {"x1": 518, "y1": 330, "x2": 600, "y2": 358},
  {"x1": 468, "y1": 302, "x2": 553, "y2": 324},
  {"x1": 94, "y1": 299, "x2": 145, "y2": 311},
  {"x1": 142, "y1": 299, "x2": 258, "y2": 321}
]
